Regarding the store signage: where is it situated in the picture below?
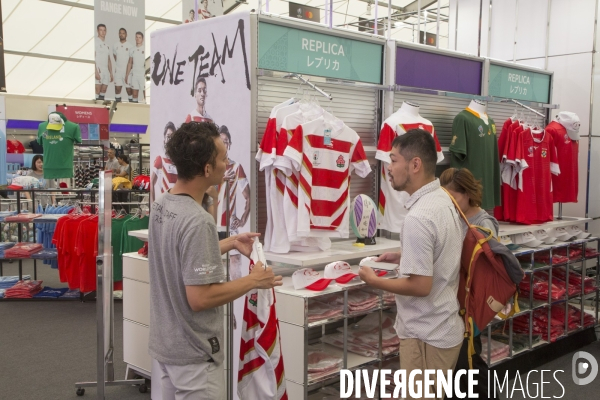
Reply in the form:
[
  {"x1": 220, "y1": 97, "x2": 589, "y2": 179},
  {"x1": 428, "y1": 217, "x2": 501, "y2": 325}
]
[
  {"x1": 94, "y1": 0, "x2": 145, "y2": 102},
  {"x1": 56, "y1": 106, "x2": 109, "y2": 124},
  {"x1": 259, "y1": 22, "x2": 383, "y2": 84},
  {"x1": 289, "y1": 2, "x2": 320, "y2": 23},
  {"x1": 488, "y1": 64, "x2": 551, "y2": 103},
  {"x1": 396, "y1": 46, "x2": 482, "y2": 95}
]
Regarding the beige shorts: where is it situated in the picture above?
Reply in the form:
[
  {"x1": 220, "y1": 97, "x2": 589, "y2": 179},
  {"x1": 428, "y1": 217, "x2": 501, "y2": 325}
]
[
  {"x1": 154, "y1": 358, "x2": 225, "y2": 400},
  {"x1": 399, "y1": 338, "x2": 462, "y2": 400}
]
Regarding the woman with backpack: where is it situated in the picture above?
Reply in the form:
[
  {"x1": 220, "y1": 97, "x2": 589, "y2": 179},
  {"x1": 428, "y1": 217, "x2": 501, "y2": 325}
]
[{"x1": 440, "y1": 167, "x2": 500, "y2": 400}]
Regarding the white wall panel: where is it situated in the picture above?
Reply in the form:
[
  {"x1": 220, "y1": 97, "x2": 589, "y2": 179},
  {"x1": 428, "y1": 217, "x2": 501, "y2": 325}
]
[
  {"x1": 488, "y1": 0, "x2": 516, "y2": 60},
  {"x1": 516, "y1": 57, "x2": 546, "y2": 69},
  {"x1": 547, "y1": 53, "x2": 593, "y2": 135},
  {"x1": 455, "y1": 0, "x2": 482, "y2": 56},
  {"x1": 515, "y1": 0, "x2": 548, "y2": 60},
  {"x1": 479, "y1": 0, "x2": 491, "y2": 57},
  {"x1": 448, "y1": 0, "x2": 457, "y2": 50},
  {"x1": 548, "y1": 0, "x2": 596, "y2": 56}
]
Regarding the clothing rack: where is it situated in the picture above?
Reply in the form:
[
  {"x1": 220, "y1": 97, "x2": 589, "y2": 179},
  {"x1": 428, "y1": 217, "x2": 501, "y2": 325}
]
[
  {"x1": 283, "y1": 73, "x2": 333, "y2": 100},
  {"x1": 501, "y1": 98, "x2": 546, "y2": 118}
]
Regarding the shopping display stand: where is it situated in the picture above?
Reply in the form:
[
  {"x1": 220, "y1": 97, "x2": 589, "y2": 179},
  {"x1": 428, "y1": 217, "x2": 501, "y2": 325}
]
[{"x1": 74, "y1": 171, "x2": 145, "y2": 398}]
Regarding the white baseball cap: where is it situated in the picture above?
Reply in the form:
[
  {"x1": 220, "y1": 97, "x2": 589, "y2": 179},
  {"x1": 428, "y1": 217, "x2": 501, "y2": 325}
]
[
  {"x1": 513, "y1": 232, "x2": 543, "y2": 248},
  {"x1": 533, "y1": 229, "x2": 556, "y2": 244},
  {"x1": 565, "y1": 225, "x2": 591, "y2": 240},
  {"x1": 324, "y1": 261, "x2": 358, "y2": 284},
  {"x1": 47, "y1": 113, "x2": 64, "y2": 131},
  {"x1": 556, "y1": 112, "x2": 581, "y2": 140},
  {"x1": 547, "y1": 227, "x2": 573, "y2": 242},
  {"x1": 292, "y1": 268, "x2": 333, "y2": 291}
]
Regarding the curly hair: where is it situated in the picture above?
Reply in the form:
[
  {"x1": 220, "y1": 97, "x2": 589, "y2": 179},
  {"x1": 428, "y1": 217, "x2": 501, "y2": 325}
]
[{"x1": 165, "y1": 122, "x2": 220, "y2": 181}]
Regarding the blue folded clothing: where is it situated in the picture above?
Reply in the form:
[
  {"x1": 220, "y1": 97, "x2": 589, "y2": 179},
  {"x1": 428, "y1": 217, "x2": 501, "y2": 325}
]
[
  {"x1": 0, "y1": 275, "x2": 31, "y2": 289},
  {"x1": 33, "y1": 287, "x2": 69, "y2": 298},
  {"x1": 60, "y1": 289, "x2": 80, "y2": 299},
  {"x1": 31, "y1": 249, "x2": 58, "y2": 259}
]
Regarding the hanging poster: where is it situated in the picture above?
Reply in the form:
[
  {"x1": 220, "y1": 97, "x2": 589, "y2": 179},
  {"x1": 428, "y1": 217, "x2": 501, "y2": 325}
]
[
  {"x1": 150, "y1": 13, "x2": 252, "y2": 398},
  {"x1": 182, "y1": 0, "x2": 223, "y2": 23},
  {"x1": 94, "y1": 0, "x2": 146, "y2": 103}
]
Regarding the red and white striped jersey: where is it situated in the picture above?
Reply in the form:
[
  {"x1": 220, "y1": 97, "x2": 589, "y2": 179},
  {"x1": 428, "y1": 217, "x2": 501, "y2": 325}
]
[
  {"x1": 376, "y1": 113, "x2": 443, "y2": 233},
  {"x1": 238, "y1": 261, "x2": 287, "y2": 400},
  {"x1": 256, "y1": 102, "x2": 300, "y2": 252},
  {"x1": 216, "y1": 160, "x2": 248, "y2": 234},
  {"x1": 152, "y1": 156, "x2": 178, "y2": 195},
  {"x1": 283, "y1": 117, "x2": 371, "y2": 238},
  {"x1": 184, "y1": 109, "x2": 213, "y2": 123}
]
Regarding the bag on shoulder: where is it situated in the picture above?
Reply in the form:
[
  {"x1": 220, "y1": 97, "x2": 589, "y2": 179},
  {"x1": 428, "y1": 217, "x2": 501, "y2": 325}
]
[{"x1": 442, "y1": 188, "x2": 524, "y2": 366}]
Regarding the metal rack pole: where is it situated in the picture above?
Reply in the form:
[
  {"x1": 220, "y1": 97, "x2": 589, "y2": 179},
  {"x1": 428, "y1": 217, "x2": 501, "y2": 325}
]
[
  {"x1": 225, "y1": 181, "x2": 234, "y2": 400},
  {"x1": 282, "y1": 73, "x2": 333, "y2": 100},
  {"x1": 74, "y1": 171, "x2": 144, "y2": 398},
  {"x1": 501, "y1": 98, "x2": 546, "y2": 118}
]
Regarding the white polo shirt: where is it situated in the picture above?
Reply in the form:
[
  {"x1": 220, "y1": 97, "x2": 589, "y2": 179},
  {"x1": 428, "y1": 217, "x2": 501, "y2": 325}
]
[
  {"x1": 394, "y1": 179, "x2": 465, "y2": 349},
  {"x1": 95, "y1": 37, "x2": 110, "y2": 69},
  {"x1": 129, "y1": 45, "x2": 146, "y2": 76},
  {"x1": 113, "y1": 41, "x2": 130, "y2": 72}
]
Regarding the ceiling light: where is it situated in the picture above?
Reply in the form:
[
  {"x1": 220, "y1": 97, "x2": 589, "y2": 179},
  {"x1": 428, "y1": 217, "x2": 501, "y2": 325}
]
[
  {"x1": 366, "y1": 2, "x2": 371, "y2": 16},
  {"x1": 394, "y1": 21, "x2": 404, "y2": 28},
  {"x1": 423, "y1": 11, "x2": 428, "y2": 20}
]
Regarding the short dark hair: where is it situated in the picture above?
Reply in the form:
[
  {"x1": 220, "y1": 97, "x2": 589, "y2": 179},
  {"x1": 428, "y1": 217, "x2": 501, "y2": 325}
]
[
  {"x1": 190, "y1": 9, "x2": 195, "y2": 13},
  {"x1": 195, "y1": 76, "x2": 207, "y2": 89},
  {"x1": 164, "y1": 121, "x2": 176, "y2": 137},
  {"x1": 31, "y1": 155, "x2": 43, "y2": 172},
  {"x1": 165, "y1": 122, "x2": 220, "y2": 181},
  {"x1": 218, "y1": 125, "x2": 231, "y2": 143},
  {"x1": 391, "y1": 129, "x2": 437, "y2": 176},
  {"x1": 136, "y1": 31, "x2": 144, "y2": 39},
  {"x1": 117, "y1": 154, "x2": 129, "y2": 164},
  {"x1": 97, "y1": 24, "x2": 106, "y2": 30},
  {"x1": 119, "y1": 28, "x2": 127, "y2": 33}
]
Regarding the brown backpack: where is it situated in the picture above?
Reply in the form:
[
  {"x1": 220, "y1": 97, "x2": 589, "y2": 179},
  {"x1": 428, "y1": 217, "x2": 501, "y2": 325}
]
[{"x1": 443, "y1": 188, "x2": 520, "y2": 367}]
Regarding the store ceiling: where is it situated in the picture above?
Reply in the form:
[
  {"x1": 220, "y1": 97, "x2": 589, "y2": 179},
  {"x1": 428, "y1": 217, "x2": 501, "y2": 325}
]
[{"x1": 1, "y1": 0, "x2": 449, "y2": 101}]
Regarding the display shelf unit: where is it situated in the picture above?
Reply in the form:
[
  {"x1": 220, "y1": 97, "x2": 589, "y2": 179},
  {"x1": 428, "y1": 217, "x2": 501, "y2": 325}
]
[
  {"x1": 498, "y1": 216, "x2": 591, "y2": 236},
  {"x1": 265, "y1": 238, "x2": 400, "y2": 268},
  {"x1": 275, "y1": 268, "x2": 398, "y2": 400},
  {"x1": 480, "y1": 237, "x2": 600, "y2": 367}
]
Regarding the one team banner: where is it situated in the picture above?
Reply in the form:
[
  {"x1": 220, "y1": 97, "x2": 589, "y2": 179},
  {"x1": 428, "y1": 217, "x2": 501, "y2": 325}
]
[
  {"x1": 94, "y1": 0, "x2": 146, "y2": 103},
  {"x1": 150, "y1": 13, "x2": 251, "y2": 398},
  {"x1": 182, "y1": 0, "x2": 223, "y2": 23}
]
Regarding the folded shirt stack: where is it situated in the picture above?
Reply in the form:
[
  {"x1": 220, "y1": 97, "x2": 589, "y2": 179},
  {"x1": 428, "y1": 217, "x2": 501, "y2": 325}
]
[
  {"x1": 307, "y1": 349, "x2": 343, "y2": 382},
  {"x1": 4, "y1": 280, "x2": 43, "y2": 298},
  {"x1": 4, "y1": 213, "x2": 43, "y2": 223},
  {"x1": 4, "y1": 243, "x2": 43, "y2": 258},
  {"x1": 31, "y1": 248, "x2": 58, "y2": 260},
  {"x1": 480, "y1": 336, "x2": 510, "y2": 363},
  {"x1": 335, "y1": 290, "x2": 379, "y2": 314},
  {"x1": 0, "y1": 289, "x2": 5, "y2": 298},
  {"x1": 553, "y1": 267, "x2": 597, "y2": 294},
  {"x1": 33, "y1": 287, "x2": 69, "y2": 299},
  {"x1": 60, "y1": 289, "x2": 81, "y2": 299},
  {"x1": 0, "y1": 274, "x2": 30, "y2": 289},
  {"x1": 308, "y1": 300, "x2": 343, "y2": 323},
  {"x1": 0, "y1": 242, "x2": 16, "y2": 258},
  {"x1": 0, "y1": 211, "x2": 18, "y2": 222}
]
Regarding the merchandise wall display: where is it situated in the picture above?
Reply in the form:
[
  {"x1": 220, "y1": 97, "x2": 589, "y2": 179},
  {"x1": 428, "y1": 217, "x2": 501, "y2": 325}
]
[
  {"x1": 494, "y1": 114, "x2": 561, "y2": 224},
  {"x1": 450, "y1": 100, "x2": 501, "y2": 210},
  {"x1": 376, "y1": 101, "x2": 444, "y2": 233},
  {"x1": 257, "y1": 97, "x2": 371, "y2": 253},
  {"x1": 36, "y1": 112, "x2": 82, "y2": 179},
  {"x1": 546, "y1": 112, "x2": 581, "y2": 204}
]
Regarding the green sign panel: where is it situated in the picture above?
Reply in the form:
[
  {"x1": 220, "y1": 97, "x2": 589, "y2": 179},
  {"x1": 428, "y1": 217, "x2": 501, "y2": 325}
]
[
  {"x1": 489, "y1": 64, "x2": 551, "y2": 103},
  {"x1": 258, "y1": 22, "x2": 383, "y2": 84}
]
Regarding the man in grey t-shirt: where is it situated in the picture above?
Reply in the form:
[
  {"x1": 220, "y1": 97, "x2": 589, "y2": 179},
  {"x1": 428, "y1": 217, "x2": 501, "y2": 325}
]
[
  {"x1": 148, "y1": 122, "x2": 282, "y2": 399},
  {"x1": 105, "y1": 148, "x2": 119, "y2": 172}
]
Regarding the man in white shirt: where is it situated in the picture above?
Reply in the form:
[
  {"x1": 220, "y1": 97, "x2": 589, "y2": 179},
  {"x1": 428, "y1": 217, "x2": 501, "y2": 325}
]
[
  {"x1": 95, "y1": 24, "x2": 113, "y2": 101},
  {"x1": 113, "y1": 28, "x2": 134, "y2": 103},
  {"x1": 359, "y1": 129, "x2": 465, "y2": 399},
  {"x1": 105, "y1": 149, "x2": 120, "y2": 173},
  {"x1": 125, "y1": 32, "x2": 146, "y2": 103}
]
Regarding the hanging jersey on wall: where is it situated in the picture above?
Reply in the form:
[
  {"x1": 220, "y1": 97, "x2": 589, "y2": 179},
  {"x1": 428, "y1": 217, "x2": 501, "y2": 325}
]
[
  {"x1": 283, "y1": 117, "x2": 371, "y2": 238},
  {"x1": 449, "y1": 108, "x2": 500, "y2": 210},
  {"x1": 37, "y1": 112, "x2": 82, "y2": 179},
  {"x1": 376, "y1": 112, "x2": 443, "y2": 233},
  {"x1": 515, "y1": 129, "x2": 560, "y2": 224},
  {"x1": 546, "y1": 121, "x2": 578, "y2": 203}
]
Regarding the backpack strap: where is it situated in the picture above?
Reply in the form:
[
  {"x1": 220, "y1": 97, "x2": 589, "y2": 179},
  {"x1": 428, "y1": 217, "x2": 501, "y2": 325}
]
[{"x1": 441, "y1": 187, "x2": 471, "y2": 226}]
